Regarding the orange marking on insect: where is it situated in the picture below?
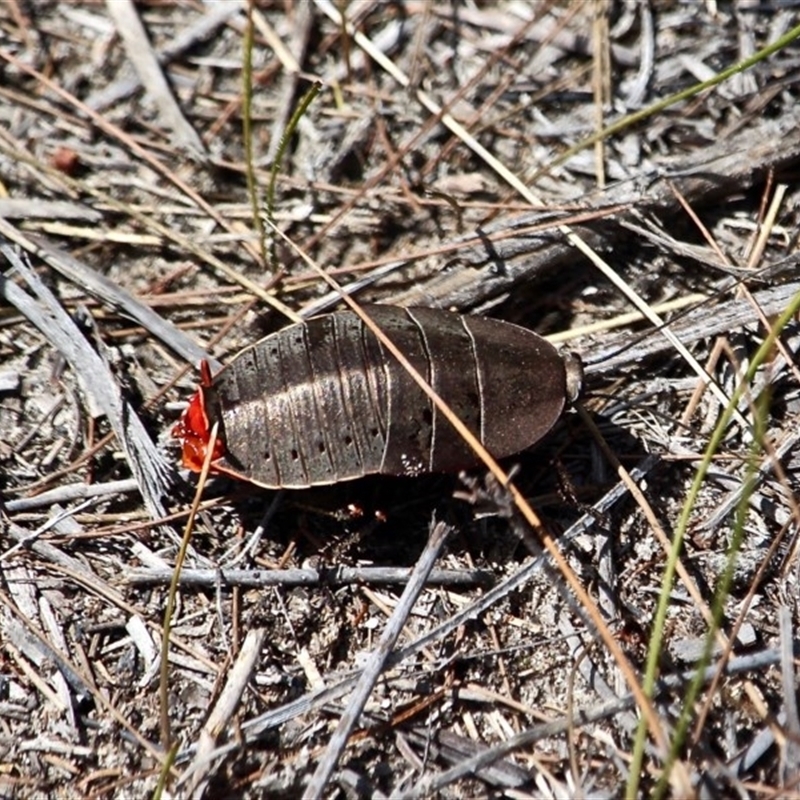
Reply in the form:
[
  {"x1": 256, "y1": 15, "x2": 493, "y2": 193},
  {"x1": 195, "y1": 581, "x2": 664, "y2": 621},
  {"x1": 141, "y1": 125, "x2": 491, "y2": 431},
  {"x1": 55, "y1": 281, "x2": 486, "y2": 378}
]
[{"x1": 172, "y1": 360, "x2": 225, "y2": 473}]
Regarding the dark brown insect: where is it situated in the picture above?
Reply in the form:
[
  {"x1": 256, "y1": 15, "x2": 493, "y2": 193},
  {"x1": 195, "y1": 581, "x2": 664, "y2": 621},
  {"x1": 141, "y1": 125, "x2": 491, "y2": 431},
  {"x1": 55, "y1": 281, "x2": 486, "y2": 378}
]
[{"x1": 172, "y1": 306, "x2": 582, "y2": 489}]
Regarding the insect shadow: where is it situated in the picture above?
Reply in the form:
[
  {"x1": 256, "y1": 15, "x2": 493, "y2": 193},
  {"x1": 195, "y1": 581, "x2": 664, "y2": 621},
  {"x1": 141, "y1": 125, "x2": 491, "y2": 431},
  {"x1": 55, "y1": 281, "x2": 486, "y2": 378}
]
[{"x1": 175, "y1": 404, "x2": 642, "y2": 570}]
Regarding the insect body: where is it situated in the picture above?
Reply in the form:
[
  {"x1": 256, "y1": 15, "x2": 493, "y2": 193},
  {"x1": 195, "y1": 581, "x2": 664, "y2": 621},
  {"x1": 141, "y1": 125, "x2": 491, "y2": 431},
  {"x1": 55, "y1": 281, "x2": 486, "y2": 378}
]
[{"x1": 173, "y1": 306, "x2": 582, "y2": 489}]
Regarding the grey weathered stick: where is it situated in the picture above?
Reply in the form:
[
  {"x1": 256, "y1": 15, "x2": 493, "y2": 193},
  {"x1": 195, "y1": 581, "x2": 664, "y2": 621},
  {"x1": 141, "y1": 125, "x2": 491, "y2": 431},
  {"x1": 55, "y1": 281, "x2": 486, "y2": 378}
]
[
  {"x1": 173, "y1": 456, "x2": 659, "y2": 771},
  {"x1": 1, "y1": 499, "x2": 95, "y2": 563},
  {"x1": 4, "y1": 518, "x2": 130, "y2": 611},
  {"x1": 0, "y1": 244, "x2": 171, "y2": 517},
  {"x1": 3, "y1": 478, "x2": 141, "y2": 514},
  {"x1": 213, "y1": 456, "x2": 660, "y2": 749},
  {"x1": 0, "y1": 199, "x2": 102, "y2": 221},
  {"x1": 185, "y1": 640, "x2": 783, "y2": 785},
  {"x1": 694, "y1": 428, "x2": 800, "y2": 533},
  {"x1": 4, "y1": 518, "x2": 210, "y2": 670},
  {"x1": 126, "y1": 565, "x2": 493, "y2": 589},
  {"x1": 583, "y1": 281, "x2": 800, "y2": 376},
  {"x1": 105, "y1": 0, "x2": 206, "y2": 157},
  {"x1": 0, "y1": 370, "x2": 20, "y2": 393},
  {"x1": 401, "y1": 728, "x2": 530, "y2": 790},
  {"x1": 88, "y1": 2, "x2": 239, "y2": 112},
  {"x1": 400, "y1": 647, "x2": 787, "y2": 799},
  {"x1": 264, "y1": 2, "x2": 313, "y2": 164},
  {"x1": 181, "y1": 628, "x2": 268, "y2": 797},
  {"x1": 0, "y1": 220, "x2": 216, "y2": 370},
  {"x1": 304, "y1": 521, "x2": 451, "y2": 799},
  {"x1": 382, "y1": 111, "x2": 800, "y2": 309},
  {"x1": 779, "y1": 606, "x2": 800, "y2": 784}
]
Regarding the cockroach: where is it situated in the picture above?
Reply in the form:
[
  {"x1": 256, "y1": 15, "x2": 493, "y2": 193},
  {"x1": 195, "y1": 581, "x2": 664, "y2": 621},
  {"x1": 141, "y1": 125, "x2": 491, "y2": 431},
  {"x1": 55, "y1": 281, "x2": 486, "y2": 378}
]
[{"x1": 172, "y1": 305, "x2": 582, "y2": 489}]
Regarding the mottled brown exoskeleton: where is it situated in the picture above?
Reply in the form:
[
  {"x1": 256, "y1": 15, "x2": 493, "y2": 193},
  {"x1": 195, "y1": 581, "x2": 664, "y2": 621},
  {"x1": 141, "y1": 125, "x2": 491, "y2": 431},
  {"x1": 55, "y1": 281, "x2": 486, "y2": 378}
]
[{"x1": 173, "y1": 306, "x2": 582, "y2": 489}]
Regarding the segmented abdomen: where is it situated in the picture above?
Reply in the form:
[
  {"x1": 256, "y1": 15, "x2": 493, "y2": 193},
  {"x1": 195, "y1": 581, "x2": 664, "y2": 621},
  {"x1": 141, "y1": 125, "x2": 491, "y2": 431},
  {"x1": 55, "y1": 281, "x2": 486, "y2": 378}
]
[{"x1": 203, "y1": 306, "x2": 573, "y2": 489}]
